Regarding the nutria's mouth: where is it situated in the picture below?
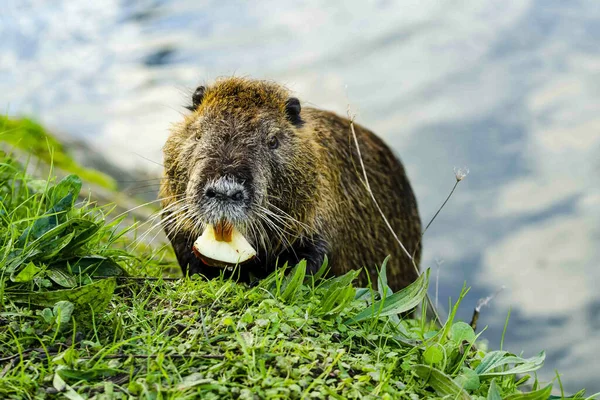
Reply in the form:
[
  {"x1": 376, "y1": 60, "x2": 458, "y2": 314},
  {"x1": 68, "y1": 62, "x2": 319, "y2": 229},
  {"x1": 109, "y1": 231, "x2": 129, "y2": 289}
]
[
  {"x1": 212, "y1": 220, "x2": 234, "y2": 242},
  {"x1": 192, "y1": 220, "x2": 257, "y2": 268}
]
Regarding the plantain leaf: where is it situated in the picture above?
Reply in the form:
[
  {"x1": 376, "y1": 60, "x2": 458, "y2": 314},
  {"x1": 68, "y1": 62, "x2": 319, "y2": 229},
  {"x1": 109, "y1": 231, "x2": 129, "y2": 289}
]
[
  {"x1": 475, "y1": 351, "x2": 545, "y2": 377},
  {"x1": 413, "y1": 364, "x2": 471, "y2": 399},
  {"x1": 18, "y1": 175, "x2": 82, "y2": 246},
  {"x1": 47, "y1": 174, "x2": 82, "y2": 209},
  {"x1": 78, "y1": 257, "x2": 124, "y2": 276},
  {"x1": 7, "y1": 278, "x2": 116, "y2": 314},
  {"x1": 505, "y1": 384, "x2": 553, "y2": 400},
  {"x1": 39, "y1": 232, "x2": 75, "y2": 260},
  {"x1": 21, "y1": 219, "x2": 85, "y2": 258},
  {"x1": 60, "y1": 220, "x2": 100, "y2": 254},
  {"x1": 345, "y1": 269, "x2": 429, "y2": 324},
  {"x1": 47, "y1": 268, "x2": 78, "y2": 288},
  {"x1": 58, "y1": 368, "x2": 119, "y2": 382},
  {"x1": 51, "y1": 256, "x2": 125, "y2": 278},
  {"x1": 354, "y1": 287, "x2": 371, "y2": 301}
]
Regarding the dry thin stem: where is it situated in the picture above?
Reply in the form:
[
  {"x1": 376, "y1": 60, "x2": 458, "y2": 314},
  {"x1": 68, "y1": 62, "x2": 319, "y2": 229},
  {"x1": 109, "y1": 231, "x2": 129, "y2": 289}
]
[
  {"x1": 347, "y1": 110, "x2": 442, "y2": 324},
  {"x1": 423, "y1": 180, "x2": 459, "y2": 235},
  {"x1": 470, "y1": 286, "x2": 505, "y2": 331},
  {"x1": 411, "y1": 179, "x2": 463, "y2": 263},
  {"x1": 347, "y1": 113, "x2": 412, "y2": 261}
]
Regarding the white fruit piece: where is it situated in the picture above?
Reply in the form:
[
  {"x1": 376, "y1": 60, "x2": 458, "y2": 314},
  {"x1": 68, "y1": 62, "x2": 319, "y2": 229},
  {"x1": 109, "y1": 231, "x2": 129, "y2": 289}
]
[{"x1": 193, "y1": 223, "x2": 256, "y2": 266}]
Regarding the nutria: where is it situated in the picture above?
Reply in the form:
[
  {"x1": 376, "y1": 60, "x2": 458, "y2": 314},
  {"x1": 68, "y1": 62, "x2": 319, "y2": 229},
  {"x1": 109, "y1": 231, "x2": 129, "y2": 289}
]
[{"x1": 160, "y1": 77, "x2": 421, "y2": 291}]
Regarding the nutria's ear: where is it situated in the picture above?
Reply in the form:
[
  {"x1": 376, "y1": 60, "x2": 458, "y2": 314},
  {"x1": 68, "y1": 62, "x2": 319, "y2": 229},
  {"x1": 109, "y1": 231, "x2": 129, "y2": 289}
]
[
  {"x1": 187, "y1": 85, "x2": 206, "y2": 111},
  {"x1": 285, "y1": 97, "x2": 303, "y2": 127}
]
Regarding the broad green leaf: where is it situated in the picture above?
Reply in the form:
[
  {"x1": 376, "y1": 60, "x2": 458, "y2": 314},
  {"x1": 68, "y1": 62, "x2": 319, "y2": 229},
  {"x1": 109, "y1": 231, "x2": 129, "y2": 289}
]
[
  {"x1": 49, "y1": 192, "x2": 76, "y2": 215},
  {"x1": 21, "y1": 219, "x2": 84, "y2": 256},
  {"x1": 11, "y1": 262, "x2": 41, "y2": 282},
  {"x1": 53, "y1": 301, "x2": 74, "y2": 326},
  {"x1": 487, "y1": 379, "x2": 502, "y2": 400},
  {"x1": 7, "y1": 277, "x2": 116, "y2": 314},
  {"x1": 47, "y1": 268, "x2": 78, "y2": 288},
  {"x1": 423, "y1": 344, "x2": 444, "y2": 365},
  {"x1": 505, "y1": 384, "x2": 552, "y2": 400},
  {"x1": 450, "y1": 321, "x2": 476, "y2": 344},
  {"x1": 502, "y1": 353, "x2": 545, "y2": 376},
  {"x1": 413, "y1": 364, "x2": 471, "y2": 399},
  {"x1": 39, "y1": 308, "x2": 54, "y2": 323},
  {"x1": 48, "y1": 174, "x2": 82, "y2": 209},
  {"x1": 354, "y1": 287, "x2": 371, "y2": 301},
  {"x1": 39, "y1": 231, "x2": 75, "y2": 260},
  {"x1": 475, "y1": 351, "x2": 508, "y2": 374},
  {"x1": 318, "y1": 269, "x2": 359, "y2": 293},
  {"x1": 454, "y1": 367, "x2": 480, "y2": 391},
  {"x1": 17, "y1": 175, "x2": 82, "y2": 246},
  {"x1": 66, "y1": 256, "x2": 125, "y2": 277},
  {"x1": 475, "y1": 351, "x2": 545, "y2": 377},
  {"x1": 59, "y1": 220, "x2": 100, "y2": 255},
  {"x1": 18, "y1": 214, "x2": 60, "y2": 245},
  {"x1": 345, "y1": 269, "x2": 430, "y2": 324}
]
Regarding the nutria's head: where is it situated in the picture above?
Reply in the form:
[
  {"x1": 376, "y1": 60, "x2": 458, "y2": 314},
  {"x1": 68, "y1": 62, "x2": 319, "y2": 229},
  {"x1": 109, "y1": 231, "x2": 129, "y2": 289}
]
[{"x1": 161, "y1": 78, "x2": 320, "y2": 255}]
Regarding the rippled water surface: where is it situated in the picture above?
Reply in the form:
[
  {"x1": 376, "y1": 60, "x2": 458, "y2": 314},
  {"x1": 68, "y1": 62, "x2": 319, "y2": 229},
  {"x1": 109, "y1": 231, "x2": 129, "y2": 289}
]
[{"x1": 2, "y1": 0, "x2": 599, "y2": 393}]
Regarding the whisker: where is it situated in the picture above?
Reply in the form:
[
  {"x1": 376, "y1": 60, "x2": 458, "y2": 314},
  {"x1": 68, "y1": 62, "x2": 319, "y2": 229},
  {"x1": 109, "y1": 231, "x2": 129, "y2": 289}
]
[
  {"x1": 129, "y1": 200, "x2": 190, "y2": 248},
  {"x1": 110, "y1": 194, "x2": 183, "y2": 221},
  {"x1": 132, "y1": 152, "x2": 164, "y2": 167}
]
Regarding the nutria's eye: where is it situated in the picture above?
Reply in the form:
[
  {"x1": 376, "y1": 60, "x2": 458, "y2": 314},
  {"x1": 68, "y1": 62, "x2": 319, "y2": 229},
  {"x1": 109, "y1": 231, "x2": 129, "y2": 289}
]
[
  {"x1": 267, "y1": 136, "x2": 279, "y2": 149},
  {"x1": 285, "y1": 97, "x2": 303, "y2": 127}
]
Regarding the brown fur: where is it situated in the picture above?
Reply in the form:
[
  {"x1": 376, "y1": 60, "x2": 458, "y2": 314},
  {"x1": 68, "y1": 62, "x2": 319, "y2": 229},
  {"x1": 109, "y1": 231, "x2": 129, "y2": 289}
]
[{"x1": 160, "y1": 77, "x2": 421, "y2": 291}]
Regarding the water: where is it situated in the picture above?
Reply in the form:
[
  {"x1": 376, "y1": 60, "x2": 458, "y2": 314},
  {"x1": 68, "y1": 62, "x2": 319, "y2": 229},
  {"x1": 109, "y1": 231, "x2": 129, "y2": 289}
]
[{"x1": 2, "y1": 0, "x2": 599, "y2": 393}]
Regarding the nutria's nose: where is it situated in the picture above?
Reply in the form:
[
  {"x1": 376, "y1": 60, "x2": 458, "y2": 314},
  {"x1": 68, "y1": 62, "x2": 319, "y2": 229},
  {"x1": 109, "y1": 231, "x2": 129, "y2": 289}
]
[{"x1": 203, "y1": 178, "x2": 247, "y2": 203}]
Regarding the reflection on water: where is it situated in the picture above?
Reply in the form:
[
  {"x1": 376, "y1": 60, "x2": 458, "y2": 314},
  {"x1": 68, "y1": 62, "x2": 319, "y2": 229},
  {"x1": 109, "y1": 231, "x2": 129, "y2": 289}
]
[{"x1": 1, "y1": 0, "x2": 599, "y2": 393}]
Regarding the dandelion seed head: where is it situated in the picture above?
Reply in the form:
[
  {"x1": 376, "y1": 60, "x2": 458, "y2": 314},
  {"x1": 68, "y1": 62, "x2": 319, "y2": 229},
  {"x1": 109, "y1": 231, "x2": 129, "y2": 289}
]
[{"x1": 454, "y1": 166, "x2": 469, "y2": 182}]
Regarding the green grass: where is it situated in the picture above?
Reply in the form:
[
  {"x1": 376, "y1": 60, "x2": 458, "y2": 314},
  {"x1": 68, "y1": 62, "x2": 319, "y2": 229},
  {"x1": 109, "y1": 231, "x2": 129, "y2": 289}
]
[
  {"x1": 0, "y1": 116, "x2": 116, "y2": 190},
  {"x1": 0, "y1": 151, "x2": 594, "y2": 399}
]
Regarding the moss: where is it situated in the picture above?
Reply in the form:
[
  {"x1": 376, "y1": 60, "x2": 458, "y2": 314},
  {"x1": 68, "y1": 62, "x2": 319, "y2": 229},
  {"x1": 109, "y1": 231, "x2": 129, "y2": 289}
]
[{"x1": 0, "y1": 116, "x2": 116, "y2": 190}]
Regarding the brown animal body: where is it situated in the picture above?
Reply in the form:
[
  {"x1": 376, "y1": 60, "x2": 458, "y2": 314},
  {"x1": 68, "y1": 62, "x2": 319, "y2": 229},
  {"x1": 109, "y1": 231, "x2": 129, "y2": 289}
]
[{"x1": 160, "y1": 77, "x2": 421, "y2": 291}]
